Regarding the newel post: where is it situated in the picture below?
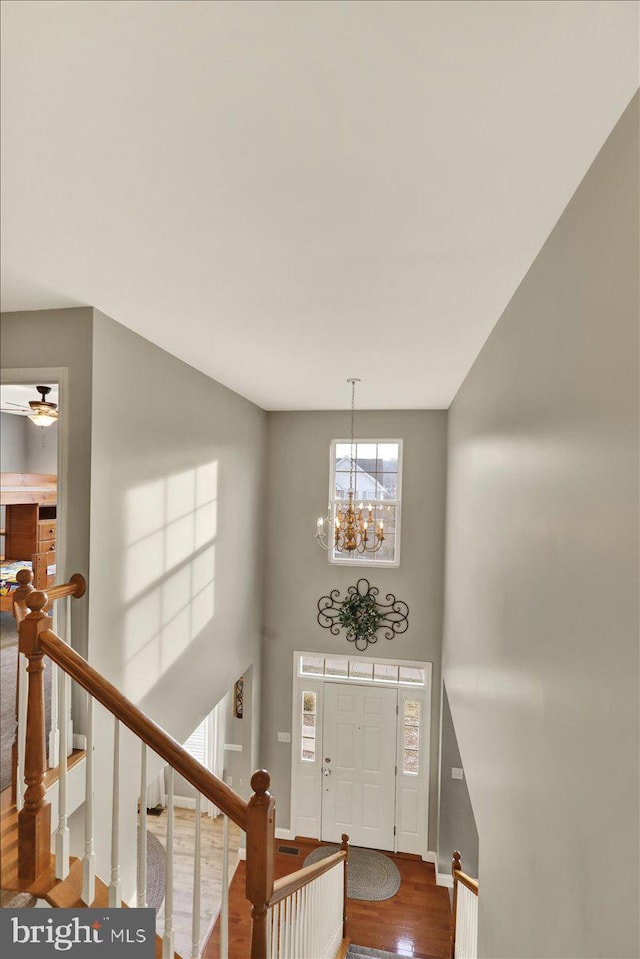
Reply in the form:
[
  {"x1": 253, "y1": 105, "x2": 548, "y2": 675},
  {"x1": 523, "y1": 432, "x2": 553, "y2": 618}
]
[
  {"x1": 341, "y1": 832, "x2": 349, "y2": 939},
  {"x1": 246, "y1": 770, "x2": 275, "y2": 959},
  {"x1": 18, "y1": 590, "x2": 53, "y2": 880},
  {"x1": 11, "y1": 569, "x2": 35, "y2": 803}
]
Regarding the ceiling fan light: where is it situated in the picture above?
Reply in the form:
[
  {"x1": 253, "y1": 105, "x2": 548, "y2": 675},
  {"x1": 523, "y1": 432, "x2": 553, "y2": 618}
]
[{"x1": 27, "y1": 411, "x2": 58, "y2": 427}]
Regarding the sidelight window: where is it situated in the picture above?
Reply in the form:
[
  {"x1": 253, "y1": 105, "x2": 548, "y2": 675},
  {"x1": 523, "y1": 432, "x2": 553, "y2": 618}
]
[{"x1": 301, "y1": 690, "x2": 317, "y2": 762}]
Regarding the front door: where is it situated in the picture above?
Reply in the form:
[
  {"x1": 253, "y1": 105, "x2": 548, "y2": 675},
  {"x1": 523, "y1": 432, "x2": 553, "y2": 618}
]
[{"x1": 321, "y1": 683, "x2": 397, "y2": 850}]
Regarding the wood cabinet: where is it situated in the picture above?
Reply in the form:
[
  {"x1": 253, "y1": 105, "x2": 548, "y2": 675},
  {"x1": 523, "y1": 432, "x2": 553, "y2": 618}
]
[{"x1": 5, "y1": 503, "x2": 57, "y2": 561}]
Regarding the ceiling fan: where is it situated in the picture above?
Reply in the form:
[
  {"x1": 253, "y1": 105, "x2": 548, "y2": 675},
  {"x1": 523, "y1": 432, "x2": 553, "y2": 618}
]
[{"x1": 2, "y1": 385, "x2": 59, "y2": 427}]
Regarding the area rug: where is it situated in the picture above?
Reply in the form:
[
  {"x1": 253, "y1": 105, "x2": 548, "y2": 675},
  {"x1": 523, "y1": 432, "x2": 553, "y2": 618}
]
[
  {"x1": 303, "y1": 845, "x2": 401, "y2": 901},
  {"x1": 0, "y1": 615, "x2": 52, "y2": 793},
  {"x1": 1, "y1": 889, "x2": 37, "y2": 908},
  {"x1": 144, "y1": 830, "x2": 166, "y2": 913}
]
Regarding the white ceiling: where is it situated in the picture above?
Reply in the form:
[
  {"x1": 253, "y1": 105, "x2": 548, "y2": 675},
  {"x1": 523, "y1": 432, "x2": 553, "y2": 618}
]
[{"x1": 1, "y1": 1, "x2": 638, "y2": 410}]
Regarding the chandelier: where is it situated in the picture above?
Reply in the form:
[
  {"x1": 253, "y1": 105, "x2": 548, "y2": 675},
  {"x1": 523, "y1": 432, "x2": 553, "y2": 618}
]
[{"x1": 315, "y1": 378, "x2": 384, "y2": 554}]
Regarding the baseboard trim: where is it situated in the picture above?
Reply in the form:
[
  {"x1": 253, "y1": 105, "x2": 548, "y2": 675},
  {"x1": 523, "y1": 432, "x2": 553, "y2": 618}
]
[
  {"x1": 423, "y1": 850, "x2": 437, "y2": 864},
  {"x1": 72, "y1": 734, "x2": 87, "y2": 751},
  {"x1": 275, "y1": 828, "x2": 293, "y2": 840}
]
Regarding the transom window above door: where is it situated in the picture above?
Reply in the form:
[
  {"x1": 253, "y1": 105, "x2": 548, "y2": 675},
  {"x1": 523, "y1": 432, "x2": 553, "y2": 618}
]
[
  {"x1": 298, "y1": 653, "x2": 425, "y2": 687},
  {"x1": 328, "y1": 438, "x2": 402, "y2": 566}
]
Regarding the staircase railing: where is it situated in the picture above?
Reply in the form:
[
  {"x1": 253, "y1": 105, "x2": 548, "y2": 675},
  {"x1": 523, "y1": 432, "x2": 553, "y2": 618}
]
[
  {"x1": 11, "y1": 578, "x2": 349, "y2": 959},
  {"x1": 451, "y1": 850, "x2": 478, "y2": 959}
]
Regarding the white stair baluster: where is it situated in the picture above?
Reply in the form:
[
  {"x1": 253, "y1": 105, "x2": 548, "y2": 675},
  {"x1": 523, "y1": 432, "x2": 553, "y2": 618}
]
[
  {"x1": 266, "y1": 908, "x2": 272, "y2": 959},
  {"x1": 64, "y1": 598, "x2": 73, "y2": 754},
  {"x1": 191, "y1": 792, "x2": 202, "y2": 959},
  {"x1": 54, "y1": 660, "x2": 70, "y2": 879},
  {"x1": 109, "y1": 718, "x2": 122, "y2": 906},
  {"x1": 283, "y1": 896, "x2": 290, "y2": 959},
  {"x1": 48, "y1": 659, "x2": 59, "y2": 768},
  {"x1": 293, "y1": 890, "x2": 300, "y2": 959},
  {"x1": 162, "y1": 767, "x2": 175, "y2": 958},
  {"x1": 48, "y1": 602, "x2": 59, "y2": 767},
  {"x1": 278, "y1": 893, "x2": 285, "y2": 958},
  {"x1": 81, "y1": 692, "x2": 95, "y2": 904},
  {"x1": 220, "y1": 813, "x2": 229, "y2": 959},
  {"x1": 16, "y1": 650, "x2": 28, "y2": 811},
  {"x1": 270, "y1": 902, "x2": 278, "y2": 959},
  {"x1": 138, "y1": 742, "x2": 148, "y2": 907}
]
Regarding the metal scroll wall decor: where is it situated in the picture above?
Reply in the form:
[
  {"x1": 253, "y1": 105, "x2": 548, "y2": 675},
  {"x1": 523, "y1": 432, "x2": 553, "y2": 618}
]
[
  {"x1": 234, "y1": 677, "x2": 244, "y2": 719},
  {"x1": 317, "y1": 578, "x2": 409, "y2": 651}
]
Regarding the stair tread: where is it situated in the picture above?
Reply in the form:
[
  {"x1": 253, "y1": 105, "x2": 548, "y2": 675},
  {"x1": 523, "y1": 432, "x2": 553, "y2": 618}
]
[{"x1": 348, "y1": 947, "x2": 412, "y2": 959}]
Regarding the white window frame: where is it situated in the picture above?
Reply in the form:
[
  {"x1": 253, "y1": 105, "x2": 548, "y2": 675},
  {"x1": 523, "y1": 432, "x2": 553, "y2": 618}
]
[{"x1": 328, "y1": 437, "x2": 403, "y2": 568}]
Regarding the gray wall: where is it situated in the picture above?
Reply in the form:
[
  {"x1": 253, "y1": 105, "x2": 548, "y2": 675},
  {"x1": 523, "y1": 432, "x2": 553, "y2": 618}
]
[
  {"x1": 1, "y1": 308, "x2": 93, "y2": 656},
  {"x1": 262, "y1": 410, "x2": 447, "y2": 842},
  {"x1": 88, "y1": 310, "x2": 267, "y2": 900},
  {"x1": 0, "y1": 411, "x2": 27, "y2": 530},
  {"x1": 25, "y1": 418, "x2": 58, "y2": 474},
  {"x1": 443, "y1": 94, "x2": 639, "y2": 959},
  {"x1": 0, "y1": 411, "x2": 27, "y2": 471},
  {"x1": 437, "y1": 683, "x2": 478, "y2": 878}
]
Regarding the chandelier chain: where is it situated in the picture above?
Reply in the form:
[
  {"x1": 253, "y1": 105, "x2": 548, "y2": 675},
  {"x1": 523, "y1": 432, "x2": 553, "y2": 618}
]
[{"x1": 349, "y1": 377, "x2": 356, "y2": 493}]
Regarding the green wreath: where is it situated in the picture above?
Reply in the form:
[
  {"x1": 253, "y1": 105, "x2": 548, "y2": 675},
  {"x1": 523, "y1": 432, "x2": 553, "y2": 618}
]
[{"x1": 337, "y1": 591, "x2": 383, "y2": 643}]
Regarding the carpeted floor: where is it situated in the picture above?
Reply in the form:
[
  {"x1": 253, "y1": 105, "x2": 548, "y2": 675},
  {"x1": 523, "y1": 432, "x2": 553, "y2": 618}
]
[
  {"x1": 0, "y1": 611, "x2": 52, "y2": 793},
  {"x1": 303, "y1": 844, "x2": 401, "y2": 902}
]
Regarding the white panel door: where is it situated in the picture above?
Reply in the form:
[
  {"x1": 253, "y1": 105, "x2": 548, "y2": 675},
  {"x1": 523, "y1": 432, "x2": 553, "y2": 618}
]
[{"x1": 321, "y1": 683, "x2": 397, "y2": 850}]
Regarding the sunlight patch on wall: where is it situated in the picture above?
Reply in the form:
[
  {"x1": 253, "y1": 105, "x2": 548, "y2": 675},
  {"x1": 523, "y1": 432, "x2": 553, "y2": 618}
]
[{"x1": 122, "y1": 463, "x2": 218, "y2": 701}]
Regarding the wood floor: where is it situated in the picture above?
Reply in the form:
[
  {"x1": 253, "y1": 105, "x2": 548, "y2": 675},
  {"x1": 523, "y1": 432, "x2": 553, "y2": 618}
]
[
  {"x1": 204, "y1": 840, "x2": 451, "y2": 959},
  {"x1": 146, "y1": 805, "x2": 241, "y2": 959}
]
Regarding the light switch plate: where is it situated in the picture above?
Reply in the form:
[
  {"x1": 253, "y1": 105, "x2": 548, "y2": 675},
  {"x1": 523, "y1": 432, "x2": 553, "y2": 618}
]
[
  {"x1": 277, "y1": 732, "x2": 291, "y2": 743},
  {"x1": 451, "y1": 767, "x2": 464, "y2": 780}
]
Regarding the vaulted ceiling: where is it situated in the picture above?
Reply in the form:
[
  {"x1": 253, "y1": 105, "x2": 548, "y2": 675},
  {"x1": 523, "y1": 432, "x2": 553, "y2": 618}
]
[{"x1": 1, "y1": 1, "x2": 637, "y2": 409}]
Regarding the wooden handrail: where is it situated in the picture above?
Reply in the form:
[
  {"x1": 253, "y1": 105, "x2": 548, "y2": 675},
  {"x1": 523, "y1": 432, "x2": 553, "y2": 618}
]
[
  {"x1": 11, "y1": 569, "x2": 86, "y2": 624},
  {"x1": 268, "y1": 850, "x2": 346, "y2": 907},
  {"x1": 19, "y1": 592, "x2": 248, "y2": 831},
  {"x1": 453, "y1": 870, "x2": 478, "y2": 895},
  {"x1": 46, "y1": 573, "x2": 86, "y2": 603}
]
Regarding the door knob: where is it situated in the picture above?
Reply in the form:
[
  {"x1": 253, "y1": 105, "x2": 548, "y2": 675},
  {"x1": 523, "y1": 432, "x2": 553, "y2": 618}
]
[{"x1": 323, "y1": 768, "x2": 332, "y2": 777}]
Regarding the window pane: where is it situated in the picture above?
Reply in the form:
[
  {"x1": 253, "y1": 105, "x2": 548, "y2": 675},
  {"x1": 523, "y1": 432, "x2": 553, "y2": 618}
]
[
  {"x1": 301, "y1": 656, "x2": 323, "y2": 676},
  {"x1": 335, "y1": 443, "x2": 353, "y2": 462},
  {"x1": 349, "y1": 660, "x2": 373, "y2": 680},
  {"x1": 335, "y1": 473, "x2": 352, "y2": 499},
  {"x1": 369, "y1": 504, "x2": 396, "y2": 563},
  {"x1": 378, "y1": 473, "x2": 398, "y2": 499},
  {"x1": 373, "y1": 663, "x2": 399, "y2": 683},
  {"x1": 399, "y1": 667, "x2": 425, "y2": 685},
  {"x1": 355, "y1": 442, "x2": 377, "y2": 462},
  {"x1": 355, "y1": 469, "x2": 380, "y2": 501},
  {"x1": 403, "y1": 749, "x2": 419, "y2": 774},
  {"x1": 325, "y1": 658, "x2": 348, "y2": 677},
  {"x1": 378, "y1": 443, "x2": 399, "y2": 472},
  {"x1": 403, "y1": 725, "x2": 419, "y2": 749},
  {"x1": 303, "y1": 690, "x2": 317, "y2": 713},
  {"x1": 404, "y1": 700, "x2": 420, "y2": 723}
]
